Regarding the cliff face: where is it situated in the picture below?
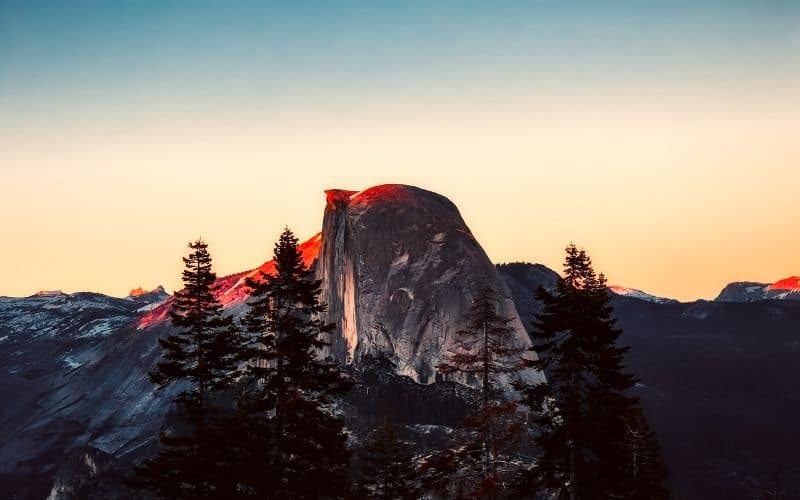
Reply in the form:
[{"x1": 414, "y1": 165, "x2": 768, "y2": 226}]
[{"x1": 317, "y1": 185, "x2": 543, "y2": 386}]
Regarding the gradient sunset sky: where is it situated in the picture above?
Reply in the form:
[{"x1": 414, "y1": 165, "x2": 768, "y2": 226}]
[{"x1": 1, "y1": 0, "x2": 799, "y2": 301}]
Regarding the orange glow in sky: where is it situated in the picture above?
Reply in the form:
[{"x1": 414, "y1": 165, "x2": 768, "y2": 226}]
[{"x1": 3, "y1": 90, "x2": 798, "y2": 302}]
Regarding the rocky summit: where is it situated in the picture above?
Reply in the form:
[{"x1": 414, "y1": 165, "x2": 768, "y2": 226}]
[{"x1": 318, "y1": 185, "x2": 542, "y2": 386}]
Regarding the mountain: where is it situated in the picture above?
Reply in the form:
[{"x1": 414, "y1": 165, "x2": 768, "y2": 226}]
[
  {"x1": 715, "y1": 281, "x2": 772, "y2": 302},
  {"x1": 125, "y1": 285, "x2": 169, "y2": 306},
  {"x1": 318, "y1": 185, "x2": 543, "y2": 386},
  {"x1": 0, "y1": 291, "x2": 143, "y2": 357},
  {"x1": 767, "y1": 276, "x2": 800, "y2": 299},
  {"x1": 0, "y1": 291, "x2": 177, "y2": 499},
  {"x1": 144, "y1": 185, "x2": 543, "y2": 387},
  {"x1": 1, "y1": 185, "x2": 797, "y2": 499},
  {"x1": 498, "y1": 263, "x2": 800, "y2": 500},
  {"x1": 0, "y1": 184, "x2": 542, "y2": 499},
  {"x1": 608, "y1": 285, "x2": 677, "y2": 304},
  {"x1": 715, "y1": 276, "x2": 800, "y2": 302}
]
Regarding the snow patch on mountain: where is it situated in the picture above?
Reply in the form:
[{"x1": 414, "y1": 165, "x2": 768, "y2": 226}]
[
  {"x1": 63, "y1": 357, "x2": 83, "y2": 369},
  {"x1": 608, "y1": 285, "x2": 676, "y2": 304},
  {"x1": 715, "y1": 276, "x2": 800, "y2": 302},
  {"x1": 0, "y1": 292, "x2": 140, "y2": 340},
  {"x1": 78, "y1": 317, "x2": 130, "y2": 338}
]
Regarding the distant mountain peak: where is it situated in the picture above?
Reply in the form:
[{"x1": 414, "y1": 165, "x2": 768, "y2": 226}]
[
  {"x1": 127, "y1": 285, "x2": 167, "y2": 298},
  {"x1": 125, "y1": 286, "x2": 170, "y2": 310},
  {"x1": 34, "y1": 290, "x2": 64, "y2": 297},
  {"x1": 608, "y1": 285, "x2": 676, "y2": 304},
  {"x1": 767, "y1": 276, "x2": 800, "y2": 292},
  {"x1": 715, "y1": 276, "x2": 800, "y2": 302}
]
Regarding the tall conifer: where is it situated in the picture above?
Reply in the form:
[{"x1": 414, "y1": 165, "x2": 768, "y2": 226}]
[
  {"x1": 235, "y1": 228, "x2": 353, "y2": 498},
  {"x1": 620, "y1": 409, "x2": 670, "y2": 500},
  {"x1": 132, "y1": 239, "x2": 242, "y2": 498},
  {"x1": 514, "y1": 244, "x2": 667, "y2": 499},
  {"x1": 356, "y1": 421, "x2": 419, "y2": 500},
  {"x1": 435, "y1": 286, "x2": 526, "y2": 497}
]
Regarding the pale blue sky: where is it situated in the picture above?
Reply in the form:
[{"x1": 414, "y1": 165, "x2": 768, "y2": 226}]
[{"x1": 3, "y1": 1, "x2": 798, "y2": 125}]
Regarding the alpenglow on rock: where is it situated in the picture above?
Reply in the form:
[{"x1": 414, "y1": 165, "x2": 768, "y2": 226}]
[
  {"x1": 715, "y1": 277, "x2": 800, "y2": 302},
  {"x1": 317, "y1": 185, "x2": 543, "y2": 386}
]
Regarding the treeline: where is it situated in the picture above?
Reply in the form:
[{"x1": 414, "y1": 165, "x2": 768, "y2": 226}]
[{"x1": 129, "y1": 228, "x2": 669, "y2": 499}]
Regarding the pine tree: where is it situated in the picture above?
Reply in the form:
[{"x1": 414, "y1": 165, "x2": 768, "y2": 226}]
[
  {"x1": 514, "y1": 244, "x2": 665, "y2": 499},
  {"x1": 418, "y1": 442, "x2": 488, "y2": 500},
  {"x1": 435, "y1": 286, "x2": 527, "y2": 497},
  {"x1": 620, "y1": 409, "x2": 670, "y2": 500},
  {"x1": 132, "y1": 239, "x2": 243, "y2": 498},
  {"x1": 357, "y1": 421, "x2": 419, "y2": 500},
  {"x1": 417, "y1": 403, "x2": 525, "y2": 499},
  {"x1": 235, "y1": 227, "x2": 353, "y2": 499}
]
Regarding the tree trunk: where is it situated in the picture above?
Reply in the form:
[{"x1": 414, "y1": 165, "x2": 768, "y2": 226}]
[{"x1": 482, "y1": 301, "x2": 490, "y2": 472}]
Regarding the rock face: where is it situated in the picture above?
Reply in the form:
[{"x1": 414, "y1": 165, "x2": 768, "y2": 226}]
[
  {"x1": 495, "y1": 262, "x2": 560, "y2": 331},
  {"x1": 126, "y1": 285, "x2": 169, "y2": 304},
  {"x1": 317, "y1": 185, "x2": 543, "y2": 386}
]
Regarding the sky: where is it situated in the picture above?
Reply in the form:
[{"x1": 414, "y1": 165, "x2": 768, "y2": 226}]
[{"x1": 1, "y1": 0, "x2": 799, "y2": 301}]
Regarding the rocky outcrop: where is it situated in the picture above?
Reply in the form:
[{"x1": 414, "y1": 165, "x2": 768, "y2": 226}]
[
  {"x1": 126, "y1": 286, "x2": 169, "y2": 305},
  {"x1": 317, "y1": 185, "x2": 543, "y2": 387},
  {"x1": 715, "y1": 282, "x2": 771, "y2": 302}
]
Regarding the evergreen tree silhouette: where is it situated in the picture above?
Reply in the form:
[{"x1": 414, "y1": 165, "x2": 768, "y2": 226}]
[
  {"x1": 433, "y1": 286, "x2": 527, "y2": 498},
  {"x1": 619, "y1": 409, "x2": 670, "y2": 500},
  {"x1": 514, "y1": 244, "x2": 667, "y2": 499},
  {"x1": 131, "y1": 239, "x2": 243, "y2": 498},
  {"x1": 356, "y1": 421, "x2": 419, "y2": 499},
  {"x1": 235, "y1": 228, "x2": 353, "y2": 498}
]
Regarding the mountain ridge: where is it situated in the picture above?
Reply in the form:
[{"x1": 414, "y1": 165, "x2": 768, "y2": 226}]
[
  {"x1": 715, "y1": 276, "x2": 800, "y2": 303},
  {"x1": 1, "y1": 185, "x2": 798, "y2": 500}
]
